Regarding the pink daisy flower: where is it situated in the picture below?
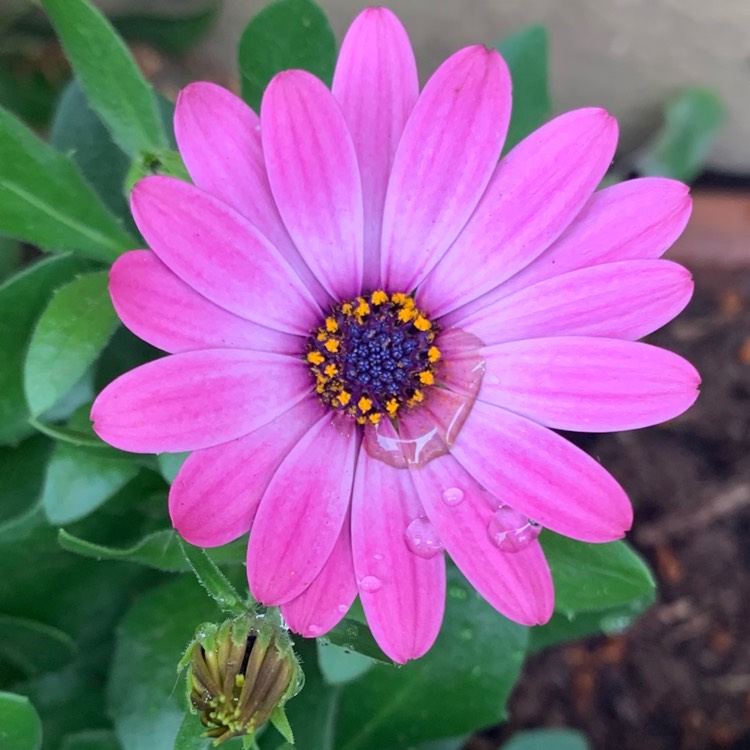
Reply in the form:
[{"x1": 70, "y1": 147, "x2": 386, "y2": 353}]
[{"x1": 91, "y1": 8, "x2": 699, "y2": 663}]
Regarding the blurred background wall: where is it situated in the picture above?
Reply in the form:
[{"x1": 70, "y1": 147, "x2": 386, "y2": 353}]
[
  {"x1": 192, "y1": 0, "x2": 750, "y2": 174},
  {"x1": 9, "y1": 0, "x2": 744, "y2": 173}
]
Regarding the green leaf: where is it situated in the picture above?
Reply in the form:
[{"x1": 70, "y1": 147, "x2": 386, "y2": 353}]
[
  {"x1": 157, "y1": 453, "x2": 189, "y2": 484},
  {"x1": 238, "y1": 0, "x2": 336, "y2": 112},
  {"x1": 0, "y1": 254, "x2": 91, "y2": 445},
  {"x1": 50, "y1": 80, "x2": 131, "y2": 220},
  {"x1": 635, "y1": 87, "x2": 725, "y2": 183},
  {"x1": 541, "y1": 532, "x2": 655, "y2": 615},
  {"x1": 316, "y1": 641, "x2": 374, "y2": 686},
  {"x1": 41, "y1": 0, "x2": 168, "y2": 157},
  {"x1": 60, "y1": 730, "x2": 121, "y2": 750},
  {"x1": 0, "y1": 106, "x2": 134, "y2": 261},
  {"x1": 496, "y1": 25, "x2": 551, "y2": 152},
  {"x1": 113, "y1": 1, "x2": 221, "y2": 56},
  {"x1": 319, "y1": 617, "x2": 391, "y2": 666},
  {"x1": 124, "y1": 148, "x2": 191, "y2": 193},
  {"x1": 0, "y1": 235, "x2": 22, "y2": 283},
  {"x1": 501, "y1": 728, "x2": 590, "y2": 750},
  {"x1": 0, "y1": 692, "x2": 43, "y2": 750},
  {"x1": 528, "y1": 591, "x2": 655, "y2": 653},
  {"x1": 24, "y1": 271, "x2": 120, "y2": 417},
  {"x1": 332, "y1": 570, "x2": 528, "y2": 750},
  {"x1": 108, "y1": 576, "x2": 225, "y2": 750},
  {"x1": 58, "y1": 529, "x2": 246, "y2": 573},
  {"x1": 0, "y1": 56, "x2": 59, "y2": 128},
  {"x1": 0, "y1": 435, "x2": 51, "y2": 523},
  {"x1": 41, "y1": 445, "x2": 140, "y2": 524},
  {"x1": 0, "y1": 615, "x2": 76, "y2": 676}
]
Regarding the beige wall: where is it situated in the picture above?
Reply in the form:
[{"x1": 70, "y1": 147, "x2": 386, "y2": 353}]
[
  {"x1": 75, "y1": 0, "x2": 750, "y2": 172},
  {"x1": 191, "y1": 0, "x2": 750, "y2": 174}
]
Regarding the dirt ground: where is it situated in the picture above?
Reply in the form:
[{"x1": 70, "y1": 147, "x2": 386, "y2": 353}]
[{"x1": 476, "y1": 192, "x2": 750, "y2": 750}]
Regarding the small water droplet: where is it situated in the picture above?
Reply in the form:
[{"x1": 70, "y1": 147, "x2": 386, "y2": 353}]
[
  {"x1": 442, "y1": 487, "x2": 464, "y2": 506},
  {"x1": 404, "y1": 516, "x2": 444, "y2": 559},
  {"x1": 307, "y1": 624, "x2": 322, "y2": 637},
  {"x1": 359, "y1": 575, "x2": 382, "y2": 593},
  {"x1": 487, "y1": 504, "x2": 541, "y2": 552},
  {"x1": 459, "y1": 626, "x2": 474, "y2": 642},
  {"x1": 337, "y1": 603, "x2": 348, "y2": 614},
  {"x1": 373, "y1": 552, "x2": 384, "y2": 561},
  {"x1": 448, "y1": 584, "x2": 468, "y2": 600}
]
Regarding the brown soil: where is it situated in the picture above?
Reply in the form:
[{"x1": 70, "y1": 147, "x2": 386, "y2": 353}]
[{"x1": 478, "y1": 193, "x2": 750, "y2": 750}]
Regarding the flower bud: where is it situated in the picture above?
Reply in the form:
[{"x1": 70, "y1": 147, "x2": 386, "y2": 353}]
[{"x1": 181, "y1": 611, "x2": 302, "y2": 745}]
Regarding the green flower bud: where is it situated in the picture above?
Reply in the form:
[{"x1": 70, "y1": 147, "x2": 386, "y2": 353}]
[{"x1": 181, "y1": 611, "x2": 303, "y2": 745}]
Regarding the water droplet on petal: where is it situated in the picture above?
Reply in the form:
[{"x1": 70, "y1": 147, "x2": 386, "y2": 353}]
[
  {"x1": 487, "y1": 504, "x2": 541, "y2": 552},
  {"x1": 404, "y1": 516, "x2": 444, "y2": 559},
  {"x1": 307, "y1": 624, "x2": 322, "y2": 637},
  {"x1": 337, "y1": 603, "x2": 348, "y2": 614},
  {"x1": 373, "y1": 552, "x2": 384, "y2": 561},
  {"x1": 442, "y1": 487, "x2": 464, "y2": 506},
  {"x1": 359, "y1": 575, "x2": 382, "y2": 593}
]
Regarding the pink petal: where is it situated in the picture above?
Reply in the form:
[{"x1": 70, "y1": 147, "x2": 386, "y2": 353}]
[
  {"x1": 332, "y1": 8, "x2": 418, "y2": 291},
  {"x1": 473, "y1": 337, "x2": 700, "y2": 432},
  {"x1": 174, "y1": 82, "x2": 329, "y2": 304},
  {"x1": 448, "y1": 177, "x2": 692, "y2": 323},
  {"x1": 419, "y1": 108, "x2": 618, "y2": 317},
  {"x1": 130, "y1": 176, "x2": 320, "y2": 335},
  {"x1": 380, "y1": 46, "x2": 511, "y2": 292},
  {"x1": 281, "y1": 511, "x2": 357, "y2": 638},
  {"x1": 409, "y1": 453, "x2": 553, "y2": 625},
  {"x1": 261, "y1": 70, "x2": 363, "y2": 299},
  {"x1": 352, "y1": 427, "x2": 445, "y2": 663},
  {"x1": 449, "y1": 399, "x2": 633, "y2": 542},
  {"x1": 91, "y1": 350, "x2": 310, "y2": 453},
  {"x1": 110, "y1": 250, "x2": 301, "y2": 354},
  {"x1": 169, "y1": 398, "x2": 323, "y2": 547},
  {"x1": 455, "y1": 260, "x2": 693, "y2": 345},
  {"x1": 247, "y1": 415, "x2": 358, "y2": 605}
]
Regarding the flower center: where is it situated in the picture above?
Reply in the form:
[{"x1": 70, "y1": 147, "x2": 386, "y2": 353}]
[{"x1": 305, "y1": 291, "x2": 441, "y2": 424}]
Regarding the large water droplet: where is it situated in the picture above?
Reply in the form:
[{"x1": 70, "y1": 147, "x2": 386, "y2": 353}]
[
  {"x1": 363, "y1": 327, "x2": 486, "y2": 469},
  {"x1": 359, "y1": 575, "x2": 382, "y2": 593},
  {"x1": 442, "y1": 487, "x2": 464, "y2": 506},
  {"x1": 487, "y1": 504, "x2": 541, "y2": 552},
  {"x1": 404, "y1": 516, "x2": 444, "y2": 559}
]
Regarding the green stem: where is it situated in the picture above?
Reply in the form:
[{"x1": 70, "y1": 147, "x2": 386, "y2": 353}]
[{"x1": 178, "y1": 537, "x2": 248, "y2": 616}]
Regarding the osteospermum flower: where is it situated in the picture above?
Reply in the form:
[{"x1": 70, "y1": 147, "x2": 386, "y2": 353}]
[{"x1": 91, "y1": 8, "x2": 699, "y2": 663}]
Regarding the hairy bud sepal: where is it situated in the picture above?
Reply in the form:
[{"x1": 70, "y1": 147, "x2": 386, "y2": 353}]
[{"x1": 180, "y1": 610, "x2": 303, "y2": 745}]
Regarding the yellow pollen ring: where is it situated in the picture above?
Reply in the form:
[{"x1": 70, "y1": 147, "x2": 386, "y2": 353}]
[{"x1": 306, "y1": 291, "x2": 440, "y2": 425}]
